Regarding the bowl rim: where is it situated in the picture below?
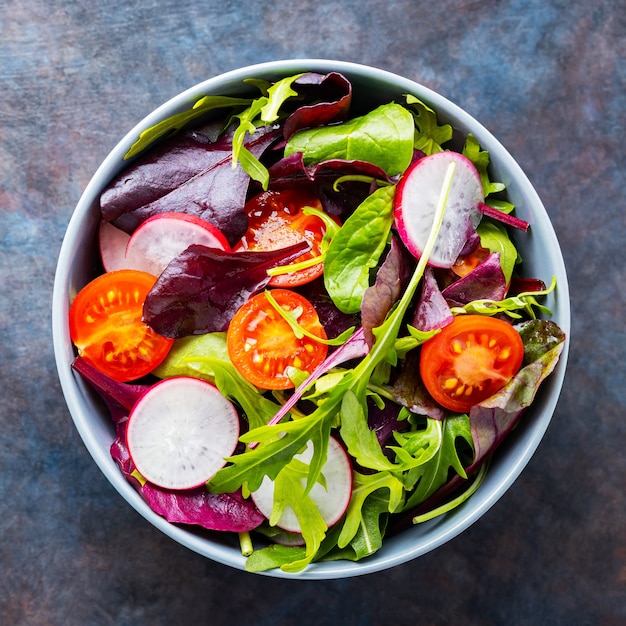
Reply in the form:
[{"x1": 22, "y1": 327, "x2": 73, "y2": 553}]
[{"x1": 52, "y1": 58, "x2": 570, "y2": 579}]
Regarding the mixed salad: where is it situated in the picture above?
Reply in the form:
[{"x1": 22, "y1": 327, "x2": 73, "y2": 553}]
[{"x1": 69, "y1": 71, "x2": 566, "y2": 573}]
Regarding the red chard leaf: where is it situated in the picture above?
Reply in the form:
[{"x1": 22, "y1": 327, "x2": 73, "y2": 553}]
[
  {"x1": 442, "y1": 252, "x2": 507, "y2": 307},
  {"x1": 411, "y1": 266, "x2": 454, "y2": 331},
  {"x1": 107, "y1": 126, "x2": 281, "y2": 246},
  {"x1": 283, "y1": 72, "x2": 352, "y2": 139},
  {"x1": 100, "y1": 129, "x2": 221, "y2": 222},
  {"x1": 361, "y1": 234, "x2": 412, "y2": 348},
  {"x1": 143, "y1": 241, "x2": 310, "y2": 338}
]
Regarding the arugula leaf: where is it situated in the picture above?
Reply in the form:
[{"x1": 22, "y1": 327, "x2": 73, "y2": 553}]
[
  {"x1": 285, "y1": 103, "x2": 415, "y2": 176},
  {"x1": 450, "y1": 275, "x2": 557, "y2": 319},
  {"x1": 324, "y1": 185, "x2": 396, "y2": 314},
  {"x1": 269, "y1": 457, "x2": 328, "y2": 573},
  {"x1": 211, "y1": 162, "x2": 452, "y2": 511},
  {"x1": 404, "y1": 94, "x2": 453, "y2": 154},
  {"x1": 261, "y1": 73, "x2": 305, "y2": 122},
  {"x1": 337, "y1": 470, "x2": 404, "y2": 549},
  {"x1": 402, "y1": 413, "x2": 474, "y2": 510},
  {"x1": 124, "y1": 95, "x2": 252, "y2": 159}
]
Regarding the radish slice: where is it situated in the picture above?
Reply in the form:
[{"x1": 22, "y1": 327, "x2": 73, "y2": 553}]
[
  {"x1": 124, "y1": 212, "x2": 231, "y2": 276},
  {"x1": 394, "y1": 152, "x2": 483, "y2": 268},
  {"x1": 98, "y1": 220, "x2": 131, "y2": 272},
  {"x1": 126, "y1": 376, "x2": 240, "y2": 490},
  {"x1": 251, "y1": 436, "x2": 353, "y2": 533}
]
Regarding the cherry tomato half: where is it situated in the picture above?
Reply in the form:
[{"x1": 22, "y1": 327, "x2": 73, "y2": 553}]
[
  {"x1": 69, "y1": 269, "x2": 174, "y2": 382},
  {"x1": 234, "y1": 189, "x2": 338, "y2": 287},
  {"x1": 227, "y1": 289, "x2": 328, "y2": 390},
  {"x1": 419, "y1": 315, "x2": 524, "y2": 413}
]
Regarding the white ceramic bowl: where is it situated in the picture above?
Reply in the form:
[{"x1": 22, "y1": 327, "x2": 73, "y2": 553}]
[{"x1": 52, "y1": 59, "x2": 570, "y2": 579}]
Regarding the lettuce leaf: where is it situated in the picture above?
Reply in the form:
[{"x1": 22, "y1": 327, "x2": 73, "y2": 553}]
[{"x1": 285, "y1": 103, "x2": 415, "y2": 176}]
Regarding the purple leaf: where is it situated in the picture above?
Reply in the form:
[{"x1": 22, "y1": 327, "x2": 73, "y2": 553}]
[
  {"x1": 269, "y1": 152, "x2": 393, "y2": 186},
  {"x1": 389, "y1": 350, "x2": 445, "y2": 420},
  {"x1": 253, "y1": 326, "x2": 370, "y2": 440},
  {"x1": 101, "y1": 129, "x2": 221, "y2": 221},
  {"x1": 110, "y1": 425, "x2": 264, "y2": 532},
  {"x1": 283, "y1": 72, "x2": 352, "y2": 139},
  {"x1": 72, "y1": 357, "x2": 149, "y2": 419},
  {"x1": 411, "y1": 266, "x2": 454, "y2": 331},
  {"x1": 361, "y1": 234, "x2": 412, "y2": 347},
  {"x1": 367, "y1": 397, "x2": 408, "y2": 448},
  {"x1": 442, "y1": 252, "x2": 507, "y2": 306},
  {"x1": 143, "y1": 241, "x2": 310, "y2": 338},
  {"x1": 73, "y1": 357, "x2": 265, "y2": 532},
  {"x1": 109, "y1": 126, "x2": 281, "y2": 246}
]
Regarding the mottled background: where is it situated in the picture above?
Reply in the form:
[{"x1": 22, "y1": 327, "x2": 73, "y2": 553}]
[{"x1": 1, "y1": 1, "x2": 624, "y2": 624}]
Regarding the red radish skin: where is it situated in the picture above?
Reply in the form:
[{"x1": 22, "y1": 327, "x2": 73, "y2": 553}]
[
  {"x1": 124, "y1": 212, "x2": 231, "y2": 276},
  {"x1": 394, "y1": 152, "x2": 484, "y2": 268},
  {"x1": 126, "y1": 376, "x2": 240, "y2": 490},
  {"x1": 99, "y1": 220, "x2": 131, "y2": 272},
  {"x1": 251, "y1": 436, "x2": 353, "y2": 534}
]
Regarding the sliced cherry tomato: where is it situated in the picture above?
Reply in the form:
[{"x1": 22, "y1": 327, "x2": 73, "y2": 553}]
[
  {"x1": 419, "y1": 315, "x2": 524, "y2": 413},
  {"x1": 227, "y1": 289, "x2": 328, "y2": 390},
  {"x1": 69, "y1": 270, "x2": 174, "y2": 382},
  {"x1": 234, "y1": 189, "x2": 338, "y2": 287}
]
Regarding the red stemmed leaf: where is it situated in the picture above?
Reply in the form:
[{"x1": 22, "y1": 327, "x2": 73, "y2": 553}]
[
  {"x1": 104, "y1": 126, "x2": 281, "y2": 246},
  {"x1": 143, "y1": 241, "x2": 310, "y2": 338}
]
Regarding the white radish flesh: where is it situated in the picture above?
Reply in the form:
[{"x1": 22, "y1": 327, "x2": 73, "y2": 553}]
[
  {"x1": 126, "y1": 376, "x2": 239, "y2": 490},
  {"x1": 394, "y1": 152, "x2": 484, "y2": 268},
  {"x1": 98, "y1": 220, "x2": 131, "y2": 272},
  {"x1": 124, "y1": 212, "x2": 230, "y2": 276},
  {"x1": 251, "y1": 436, "x2": 353, "y2": 533}
]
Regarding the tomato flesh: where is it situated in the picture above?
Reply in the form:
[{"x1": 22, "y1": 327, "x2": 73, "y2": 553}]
[
  {"x1": 235, "y1": 189, "x2": 336, "y2": 287},
  {"x1": 227, "y1": 289, "x2": 328, "y2": 390},
  {"x1": 419, "y1": 315, "x2": 524, "y2": 413},
  {"x1": 69, "y1": 269, "x2": 174, "y2": 382}
]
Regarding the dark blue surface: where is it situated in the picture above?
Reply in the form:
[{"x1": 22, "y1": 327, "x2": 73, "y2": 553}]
[{"x1": 1, "y1": 1, "x2": 624, "y2": 624}]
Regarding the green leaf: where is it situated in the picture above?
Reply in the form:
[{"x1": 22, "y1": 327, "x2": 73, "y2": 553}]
[
  {"x1": 337, "y1": 470, "x2": 404, "y2": 549},
  {"x1": 260, "y1": 73, "x2": 305, "y2": 122},
  {"x1": 450, "y1": 276, "x2": 557, "y2": 320},
  {"x1": 388, "y1": 417, "x2": 442, "y2": 471},
  {"x1": 462, "y1": 134, "x2": 503, "y2": 195},
  {"x1": 124, "y1": 95, "x2": 252, "y2": 159},
  {"x1": 269, "y1": 456, "x2": 329, "y2": 573},
  {"x1": 476, "y1": 220, "x2": 519, "y2": 284},
  {"x1": 339, "y1": 390, "x2": 400, "y2": 472},
  {"x1": 285, "y1": 103, "x2": 415, "y2": 176},
  {"x1": 324, "y1": 185, "x2": 395, "y2": 314},
  {"x1": 412, "y1": 461, "x2": 489, "y2": 524},
  {"x1": 152, "y1": 332, "x2": 230, "y2": 380},
  {"x1": 404, "y1": 94, "x2": 453, "y2": 154},
  {"x1": 231, "y1": 97, "x2": 267, "y2": 167},
  {"x1": 245, "y1": 544, "x2": 307, "y2": 573},
  {"x1": 403, "y1": 413, "x2": 474, "y2": 509}
]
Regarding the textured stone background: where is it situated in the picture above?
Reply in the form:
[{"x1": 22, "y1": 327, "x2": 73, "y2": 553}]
[{"x1": 1, "y1": 1, "x2": 624, "y2": 624}]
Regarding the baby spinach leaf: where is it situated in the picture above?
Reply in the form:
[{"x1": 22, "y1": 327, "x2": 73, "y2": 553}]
[
  {"x1": 285, "y1": 103, "x2": 415, "y2": 176},
  {"x1": 324, "y1": 185, "x2": 395, "y2": 314},
  {"x1": 245, "y1": 544, "x2": 307, "y2": 573}
]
